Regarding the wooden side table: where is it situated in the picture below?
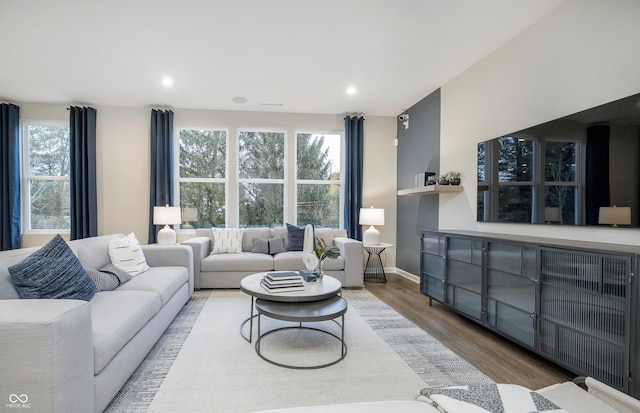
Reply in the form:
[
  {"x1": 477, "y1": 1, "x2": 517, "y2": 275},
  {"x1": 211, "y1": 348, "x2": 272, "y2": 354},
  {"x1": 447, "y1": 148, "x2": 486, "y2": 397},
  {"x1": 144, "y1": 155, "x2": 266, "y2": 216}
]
[{"x1": 363, "y1": 243, "x2": 393, "y2": 283}]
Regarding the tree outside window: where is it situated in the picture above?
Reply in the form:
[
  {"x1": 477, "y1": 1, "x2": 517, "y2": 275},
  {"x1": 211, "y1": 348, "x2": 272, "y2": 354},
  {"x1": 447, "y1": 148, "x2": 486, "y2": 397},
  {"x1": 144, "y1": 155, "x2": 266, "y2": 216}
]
[
  {"x1": 23, "y1": 122, "x2": 70, "y2": 230},
  {"x1": 296, "y1": 133, "x2": 341, "y2": 228},
  {"x1": 178, "y1": 129, "x2": 227, "y2": 228},
  {"x1": 238, "y1": 130, "x2": 285, "y2": 227}
]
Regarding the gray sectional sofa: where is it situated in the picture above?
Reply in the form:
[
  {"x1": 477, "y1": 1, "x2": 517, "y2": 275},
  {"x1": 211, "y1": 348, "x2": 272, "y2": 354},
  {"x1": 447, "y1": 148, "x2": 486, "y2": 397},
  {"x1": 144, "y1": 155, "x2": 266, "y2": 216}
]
[
  {"x1": 182, "y1": 226, "x2": 364, "y2": 289},
  {"x1": 0, "y1": 234, "x2": 194, "y2": 413}
]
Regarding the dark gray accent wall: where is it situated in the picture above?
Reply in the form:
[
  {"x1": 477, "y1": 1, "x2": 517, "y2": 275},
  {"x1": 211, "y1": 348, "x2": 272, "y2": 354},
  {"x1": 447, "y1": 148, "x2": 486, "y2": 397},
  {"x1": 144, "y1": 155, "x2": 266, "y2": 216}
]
[{"x1": 396, "y1": 89, "x2": 441, "y2": 275}]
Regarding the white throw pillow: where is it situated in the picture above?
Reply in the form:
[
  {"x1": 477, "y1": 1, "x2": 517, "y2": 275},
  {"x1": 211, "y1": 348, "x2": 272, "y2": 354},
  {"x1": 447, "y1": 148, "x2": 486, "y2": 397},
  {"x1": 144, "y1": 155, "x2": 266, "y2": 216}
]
[
  {"x1": 210, "y1": 228, "x2": 242, "y2": 254},
  {"x1": 108, "y1": 233, "x2": 150, "y2": 276}
]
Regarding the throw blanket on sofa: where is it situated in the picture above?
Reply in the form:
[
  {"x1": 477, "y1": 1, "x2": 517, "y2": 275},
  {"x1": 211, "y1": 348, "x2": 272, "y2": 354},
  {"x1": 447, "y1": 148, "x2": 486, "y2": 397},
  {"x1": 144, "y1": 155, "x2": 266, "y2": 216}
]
[{"x1": 419, "y1": 384, "x2": 569, "y2": 413}]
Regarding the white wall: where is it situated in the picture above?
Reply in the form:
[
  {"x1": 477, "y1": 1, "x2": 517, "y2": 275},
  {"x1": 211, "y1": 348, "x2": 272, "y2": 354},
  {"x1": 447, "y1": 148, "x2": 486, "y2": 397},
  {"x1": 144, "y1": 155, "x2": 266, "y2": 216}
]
[
  {"x1": 19, "y1": 105, "x2": 397, "y2": 259},
  {"x1": 440, "y1": 0, "x2": 640, "y2": 245}
]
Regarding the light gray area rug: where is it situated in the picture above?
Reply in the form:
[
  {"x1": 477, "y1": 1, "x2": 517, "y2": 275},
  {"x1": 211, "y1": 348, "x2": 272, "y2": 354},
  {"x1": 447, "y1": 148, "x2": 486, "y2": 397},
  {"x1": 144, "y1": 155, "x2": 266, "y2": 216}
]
[{"x1": 106, "y1": 289, "x2": 491, "y2": 412}]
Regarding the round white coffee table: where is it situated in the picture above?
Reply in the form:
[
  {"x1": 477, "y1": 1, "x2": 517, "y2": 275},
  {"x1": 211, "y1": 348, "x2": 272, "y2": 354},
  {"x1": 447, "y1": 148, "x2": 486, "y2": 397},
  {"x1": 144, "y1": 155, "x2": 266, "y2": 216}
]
[{"x1": 240, "y1": 272, "x2": 342, "y2": 342}]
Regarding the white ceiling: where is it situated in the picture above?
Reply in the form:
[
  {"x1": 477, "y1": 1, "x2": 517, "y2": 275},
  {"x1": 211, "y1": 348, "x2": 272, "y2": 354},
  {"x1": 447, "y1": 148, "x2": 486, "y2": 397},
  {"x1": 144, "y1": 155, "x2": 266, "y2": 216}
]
[{"x1": 0, "y1": 0, "x2": 565, "y2": 116}]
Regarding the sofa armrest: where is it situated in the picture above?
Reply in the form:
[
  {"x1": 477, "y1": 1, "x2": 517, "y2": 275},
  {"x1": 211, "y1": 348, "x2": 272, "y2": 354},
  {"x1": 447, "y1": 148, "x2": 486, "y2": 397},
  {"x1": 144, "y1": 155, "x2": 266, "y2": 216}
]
[
  {"x1": 0, "y1": 299, "x2": 94, "y2": 413},
  {"x1": 180, "y1": 237, "x2": 210, "y2": 290},
  {"x1": 141, "y1": 244, "x2": 194, "y2": 295},
  {"x1": 334, "y1": 237, "x2": 364, "y2": 287}
]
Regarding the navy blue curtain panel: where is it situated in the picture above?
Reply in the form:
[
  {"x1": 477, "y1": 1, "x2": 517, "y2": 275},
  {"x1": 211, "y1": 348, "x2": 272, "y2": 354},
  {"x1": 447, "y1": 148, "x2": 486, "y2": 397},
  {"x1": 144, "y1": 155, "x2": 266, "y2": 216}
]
[
  {"x1": 69, "y1": 106, "x2": 98, "y2": 240},
  {"x1": 149, "y1": 109, "x2": 174, "y2": 244},
  {"x1": 585, "y1": 125, "x2": 610, "y2": 225},
  {"x1": 0, "y1": 104, "x2": 21, "y2": 250},
  {"x1": 344, "y1": 116, "x2": 364, "y2": 240}
]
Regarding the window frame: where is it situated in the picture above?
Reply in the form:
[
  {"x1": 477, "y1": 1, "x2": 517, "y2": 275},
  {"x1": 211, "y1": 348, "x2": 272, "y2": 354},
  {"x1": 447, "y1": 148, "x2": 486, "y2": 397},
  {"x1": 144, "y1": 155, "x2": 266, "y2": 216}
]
[
  {"x1": 237, "y1": 127, "x2": 287, "y2": 228},
  {"x1": 175, "y1": 126, "x2": 230, "y2": 230},
  {"x1": 21, "y1": 120, "x2": 71, "y2": 233},
  {"x1": 481, "y1": 135, "x2": 583, "y2": 225},
  {"x1": 294, "y1": 130, "x2": 344, "y2": 228}
]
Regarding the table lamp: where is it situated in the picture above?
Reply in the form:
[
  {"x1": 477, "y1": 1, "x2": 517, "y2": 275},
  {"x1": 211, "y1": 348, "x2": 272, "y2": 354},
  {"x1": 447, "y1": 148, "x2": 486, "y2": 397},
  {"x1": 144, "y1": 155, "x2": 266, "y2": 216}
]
[
  {"x1": 359, "y1": 207, "x2": 384, "y2": 245},
  {"x1": 153, "y1": 205, "x2": 181, "y2": 244},
  {"x1": 181, "y1": 207, "x2": 198, "y2": 229},
  {"x1": 598, "y1": 206, "x2": 631, "y2": 227}
]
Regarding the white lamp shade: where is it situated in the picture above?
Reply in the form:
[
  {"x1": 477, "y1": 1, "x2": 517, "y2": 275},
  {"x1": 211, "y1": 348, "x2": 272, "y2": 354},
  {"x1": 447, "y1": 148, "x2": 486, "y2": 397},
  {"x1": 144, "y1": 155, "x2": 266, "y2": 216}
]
[
  {"x1": 153, "y1": 206, "x2": 181, "y2": 225},
  {"x1": 359, "y1": 207, "x2": 385, "y2": 226},
  {"x1": 599, "y1": 206, "x2": 631, "y2": 226}
]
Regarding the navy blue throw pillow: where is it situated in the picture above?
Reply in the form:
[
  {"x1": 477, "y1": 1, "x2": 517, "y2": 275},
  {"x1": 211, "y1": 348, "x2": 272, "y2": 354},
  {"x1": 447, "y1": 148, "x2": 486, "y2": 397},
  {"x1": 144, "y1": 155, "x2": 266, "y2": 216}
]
[
  {"x1": 286, "y1": 223, "x2": 305, "y2": 251},
  {"x1": 9, "y1": 234, "x2": 96, "y2": 301}
]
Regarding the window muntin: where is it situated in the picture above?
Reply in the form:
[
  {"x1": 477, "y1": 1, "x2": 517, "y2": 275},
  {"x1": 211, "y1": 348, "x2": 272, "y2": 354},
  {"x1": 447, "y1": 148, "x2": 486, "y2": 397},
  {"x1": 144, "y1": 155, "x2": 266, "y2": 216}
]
[
  {"x1": 238, "y1": 130, "x2": 285, "y2": 227},
  {"x1": 296, "y1": 133, "x2": 342, "y2": 228},
  {"x1": 178, "y1": 128, "x2": 227, "y2": 228},
  {"x1": 23, "y1": 122, "x2": 71, "y2": 231}
]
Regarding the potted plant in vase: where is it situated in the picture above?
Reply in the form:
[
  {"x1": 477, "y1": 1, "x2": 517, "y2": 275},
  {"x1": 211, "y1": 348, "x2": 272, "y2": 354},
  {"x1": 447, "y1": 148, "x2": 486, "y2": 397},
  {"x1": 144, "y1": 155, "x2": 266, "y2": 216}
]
[
  {"x1": 436, "y1": 174, "x2": 450, "y2": 185},
  {"x1": 445, "y1": 171, "x2": 461, "y2": 185},
  {"x1": 314, "y1": 237, "x2": 340, "y2": 279}
]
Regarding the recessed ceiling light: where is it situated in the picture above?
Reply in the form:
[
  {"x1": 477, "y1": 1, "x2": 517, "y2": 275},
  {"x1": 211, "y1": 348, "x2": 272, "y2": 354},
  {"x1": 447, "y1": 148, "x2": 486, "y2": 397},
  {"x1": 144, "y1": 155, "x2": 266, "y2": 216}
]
[
  {"x1": 162, "y1": 77, "x2": 174, "y2": 87},
  {"x1": 232, "y1": 96, "x2": 248, "y2": 104},
  {"x1": 346, "y1": 86, "x2": 357, "y2": 95}
]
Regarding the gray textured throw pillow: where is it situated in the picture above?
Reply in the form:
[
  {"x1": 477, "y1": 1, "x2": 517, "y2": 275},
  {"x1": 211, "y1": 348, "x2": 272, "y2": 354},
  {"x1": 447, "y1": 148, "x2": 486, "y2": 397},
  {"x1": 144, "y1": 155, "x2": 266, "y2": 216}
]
[
  {"x1": 86, "y1": 268, "x2": 119, "y2": 291},
  {"x1": 99, "y1": 262, "x2": 132, "y2": 285},
  {"x1": 286, "y1": 223, "x2": 305, "y2": 251},
  {"x1": 252, "y1": 237, "x2": 270, "y2": 254},
  {"x1": 268, "y1": 237, "x2": 286, "y2": 254},
  {"x1": 86, "y1": 262, "x2": 133, "y2": 292},
  {"x1": 9, "y1": 234, "x2": 96, "y2": 301}
]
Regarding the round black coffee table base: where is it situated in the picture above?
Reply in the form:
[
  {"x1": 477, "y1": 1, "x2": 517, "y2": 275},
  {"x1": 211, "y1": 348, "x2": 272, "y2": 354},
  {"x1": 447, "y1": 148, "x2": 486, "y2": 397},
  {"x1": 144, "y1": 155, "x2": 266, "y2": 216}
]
[
  {"x1": 254, "y1": 295, "x2": 348, "y2": 369},
  {"x1": 255, "y1": 323, "x2": 347, "y2": 369}
]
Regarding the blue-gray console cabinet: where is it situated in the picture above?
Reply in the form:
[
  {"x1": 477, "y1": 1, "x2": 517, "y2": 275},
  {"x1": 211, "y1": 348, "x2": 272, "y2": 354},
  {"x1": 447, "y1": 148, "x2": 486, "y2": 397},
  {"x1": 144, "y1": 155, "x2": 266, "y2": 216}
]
[{"x1": 421, "y1": 230, "x2": 638, "y2": 398}]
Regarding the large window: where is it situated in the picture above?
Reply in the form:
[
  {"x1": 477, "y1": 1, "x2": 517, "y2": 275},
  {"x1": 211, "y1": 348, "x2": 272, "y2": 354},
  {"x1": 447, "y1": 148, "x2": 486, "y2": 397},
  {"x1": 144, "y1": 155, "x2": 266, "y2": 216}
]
[
  {"x1": 479, "y1": 136, "x2": 581, "y2": 224},
  {"x1": 238, "y1": 130, "x2": 285, "y2": 227},
  {"x1": 296, "y1": 133, "x2": 342, "y2": 228},
  {"x1": 176, "y1": 127, "x2": 343, "y2": 229},
  {"x1": 22, "y1": 122, "x2": 70, "y2": 231},
  {"x1": 178, "y1": 129, "x2": 227, "y2": 228}
]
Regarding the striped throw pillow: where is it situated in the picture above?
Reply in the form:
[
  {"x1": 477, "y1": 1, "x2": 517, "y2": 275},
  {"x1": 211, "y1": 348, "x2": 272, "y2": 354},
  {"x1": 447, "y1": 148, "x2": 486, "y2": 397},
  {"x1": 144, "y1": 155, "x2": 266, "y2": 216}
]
[
  {"x1": 108, "y1": 233, "x2": 150, "y2": 276},
  {"x1": 210, "y1": 228, "x2": 242, "y2": 254}
]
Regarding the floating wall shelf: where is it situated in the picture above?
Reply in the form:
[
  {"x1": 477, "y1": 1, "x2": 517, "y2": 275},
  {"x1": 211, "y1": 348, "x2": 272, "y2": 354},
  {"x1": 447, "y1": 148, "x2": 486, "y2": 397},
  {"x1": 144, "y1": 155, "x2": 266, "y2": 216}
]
[{"x1": 397, "y1": 185, "x2": 463, "y2": 196}]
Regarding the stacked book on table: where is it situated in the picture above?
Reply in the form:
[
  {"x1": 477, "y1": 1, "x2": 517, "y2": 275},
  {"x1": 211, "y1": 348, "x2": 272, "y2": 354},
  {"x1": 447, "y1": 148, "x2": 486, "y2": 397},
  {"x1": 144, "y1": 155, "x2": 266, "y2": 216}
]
[{"x1": 261, "y1": 271, "x2": 305, "y2": 293}]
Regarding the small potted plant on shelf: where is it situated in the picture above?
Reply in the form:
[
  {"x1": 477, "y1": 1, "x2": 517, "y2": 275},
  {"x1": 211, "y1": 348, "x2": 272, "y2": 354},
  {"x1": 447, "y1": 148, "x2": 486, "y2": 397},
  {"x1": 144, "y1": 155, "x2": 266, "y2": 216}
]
[
  {"x1": 436, "y1": 174, "x2": 450, "y2": 185},
  {"x1": 445, "y1": 171, "x2": 461, "y2": 185}
]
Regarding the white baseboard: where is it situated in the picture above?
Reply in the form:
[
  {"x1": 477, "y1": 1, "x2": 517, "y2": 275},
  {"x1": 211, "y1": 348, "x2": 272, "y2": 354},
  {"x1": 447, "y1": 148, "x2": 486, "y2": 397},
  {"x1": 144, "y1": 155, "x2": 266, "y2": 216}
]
[{"x1": 386, "y1": 267, "x2": 419, "y2": 284}]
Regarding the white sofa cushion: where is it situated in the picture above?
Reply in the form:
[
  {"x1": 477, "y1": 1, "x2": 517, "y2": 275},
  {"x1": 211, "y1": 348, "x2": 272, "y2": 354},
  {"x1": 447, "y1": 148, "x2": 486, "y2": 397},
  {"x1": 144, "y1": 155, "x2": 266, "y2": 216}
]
[
  {"x1": 273, "y1": 251, "x2": 305, "y2": 271},
  {"x1": 115, "y1": 266, "x2": 188, "y2": 306},
  {"x1": 242, "y1": 227, "x2": 274, "y2": 252},
  {"x1": 90, "y1": 290, "x2": 161, "y2": 374},
  {"x1": 202, "y1": 252, "x2": 274, "y2": 272}
]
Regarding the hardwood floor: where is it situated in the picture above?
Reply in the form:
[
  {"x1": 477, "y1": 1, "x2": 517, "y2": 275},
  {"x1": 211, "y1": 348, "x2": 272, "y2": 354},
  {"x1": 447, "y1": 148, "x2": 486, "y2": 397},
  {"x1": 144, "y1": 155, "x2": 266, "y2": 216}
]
[{"x1": 364, "y1": 273, "x2": 574, "y2": 390}]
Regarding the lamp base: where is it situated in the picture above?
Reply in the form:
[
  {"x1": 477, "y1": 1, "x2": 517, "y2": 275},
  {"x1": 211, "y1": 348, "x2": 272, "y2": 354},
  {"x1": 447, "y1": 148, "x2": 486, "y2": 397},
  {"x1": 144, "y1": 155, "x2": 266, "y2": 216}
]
[
  {"x1": 157, "y1": 225, "x2": 176, "y2": 245},
  {"x1": 362, "y1": 225, "x2": 380, "y2": 245}
]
